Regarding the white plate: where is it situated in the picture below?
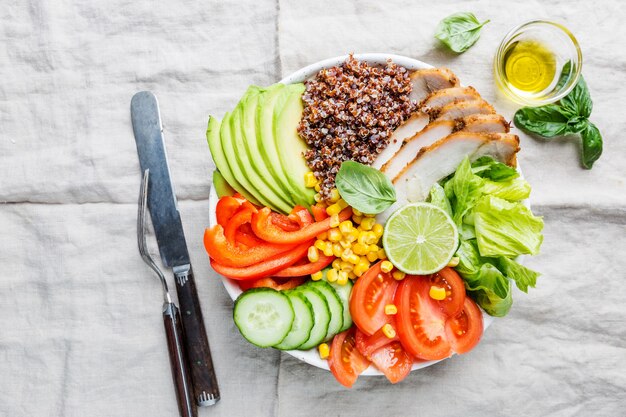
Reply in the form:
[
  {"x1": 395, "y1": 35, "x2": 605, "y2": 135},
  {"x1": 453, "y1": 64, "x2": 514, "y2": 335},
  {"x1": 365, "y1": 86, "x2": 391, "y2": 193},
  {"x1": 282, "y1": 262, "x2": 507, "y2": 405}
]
[{"x1": 208, "y1": 53, "x2": 503, "y2": 375}]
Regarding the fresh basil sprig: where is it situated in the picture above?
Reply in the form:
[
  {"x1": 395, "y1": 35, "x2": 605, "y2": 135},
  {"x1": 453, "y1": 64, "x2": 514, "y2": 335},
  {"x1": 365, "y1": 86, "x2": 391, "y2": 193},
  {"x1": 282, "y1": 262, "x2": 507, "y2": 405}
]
[
  {"x1": 435, "y1": 12, "x2": 490, "y2": 53},
  {"x1": 335, "y1": 161, "x2": 396, "y2": 214},
  {"x1": 514, "y1": 65, "x2": 603, "y2": 169}
]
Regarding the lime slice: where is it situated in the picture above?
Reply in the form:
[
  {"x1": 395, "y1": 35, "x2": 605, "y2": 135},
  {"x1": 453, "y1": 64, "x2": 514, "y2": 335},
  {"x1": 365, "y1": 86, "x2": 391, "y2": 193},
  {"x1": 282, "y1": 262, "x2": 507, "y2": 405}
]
[{"x1": 382, "y1": 203, "x2": 459, "y2": 275}]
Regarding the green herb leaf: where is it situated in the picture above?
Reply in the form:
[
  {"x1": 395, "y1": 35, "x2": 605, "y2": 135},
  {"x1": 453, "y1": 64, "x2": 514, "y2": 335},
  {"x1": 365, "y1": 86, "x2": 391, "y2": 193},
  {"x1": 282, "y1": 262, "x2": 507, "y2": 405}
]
[
  {"x1": 513, "y1": 104, "x2": 579, "y2": 138},
  {"x1": 561, "y1": 75, "x2": 593, "y2": 119},
  {"x1": 471, "y1": 156, "x2": 519, "y2": 182},
  {"x1": 335, "y1": 160, "x2": 396, "y2": 214},
  {"x1": 435, "y1": 12, "x2": 490, "y2": 53},
  {"x1": 581, "y1": 122, "x2": 603, "y2": 169}
]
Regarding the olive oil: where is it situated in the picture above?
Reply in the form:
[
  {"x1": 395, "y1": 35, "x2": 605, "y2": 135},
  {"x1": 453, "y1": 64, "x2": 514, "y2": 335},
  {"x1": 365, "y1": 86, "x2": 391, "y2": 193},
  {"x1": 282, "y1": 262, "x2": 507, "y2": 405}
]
[{"x1": 501, "y1": 40, "x2": 556, "y2": 98}]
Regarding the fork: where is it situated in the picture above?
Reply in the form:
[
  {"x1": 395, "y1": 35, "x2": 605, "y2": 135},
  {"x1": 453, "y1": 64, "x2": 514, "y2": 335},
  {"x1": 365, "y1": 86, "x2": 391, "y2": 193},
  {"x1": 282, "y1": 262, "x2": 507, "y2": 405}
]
[{"x1": 138, "y1": 169, "x2": 197, "y2": 417}]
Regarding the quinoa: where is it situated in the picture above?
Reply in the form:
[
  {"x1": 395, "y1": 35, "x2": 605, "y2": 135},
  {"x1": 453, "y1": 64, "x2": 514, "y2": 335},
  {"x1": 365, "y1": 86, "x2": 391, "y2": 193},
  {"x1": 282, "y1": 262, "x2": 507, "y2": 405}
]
[{"x1": 298, "y1": 54, "x2": 415, "y2": 202}]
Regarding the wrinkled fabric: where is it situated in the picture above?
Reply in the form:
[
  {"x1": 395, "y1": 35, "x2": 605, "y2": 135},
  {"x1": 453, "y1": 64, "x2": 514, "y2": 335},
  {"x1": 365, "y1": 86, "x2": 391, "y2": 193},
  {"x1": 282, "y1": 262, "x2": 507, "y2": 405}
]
[{"x1": 1, "y1": 0, "x2": 624, "y2": 416}]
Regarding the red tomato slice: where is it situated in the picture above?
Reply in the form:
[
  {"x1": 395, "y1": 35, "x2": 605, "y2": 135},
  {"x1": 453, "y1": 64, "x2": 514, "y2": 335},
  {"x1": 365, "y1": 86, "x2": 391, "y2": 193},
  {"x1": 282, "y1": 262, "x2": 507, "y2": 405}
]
[
  {"x1": 328, "y1": 328, "x2": 371, "y2": 388},
  {"x1": 445, "y1": 296, "x2": 483, "y2": 354},
  {"x1": 354, "y1": 320, "x2": 399, "y2": 360},
  {"x1": 429, "y1": 267, "x2": 466, "y2": 317},
  {"x1": 395, "y1": 275, "x2": 452, "y2": 360},
  {"x1": 349, "y1": 262, "x2": 399, "y2": 335},
  {"x1": 370, "y1": 341, "x2": 413, "y2": 384}
]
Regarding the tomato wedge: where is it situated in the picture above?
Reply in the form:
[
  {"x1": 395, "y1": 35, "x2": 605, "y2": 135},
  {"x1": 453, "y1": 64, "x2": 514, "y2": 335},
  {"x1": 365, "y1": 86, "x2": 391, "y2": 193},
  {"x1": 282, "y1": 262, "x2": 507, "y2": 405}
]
[
  {"x1": 445, "y1": 297, "x2": 483, "y2": 354},
  {"x1": 216, "y1": 195, "x2": 246, "y2": 227},
  {"x1": 395, "y1": 275, "x2": 451, "y2": 361},
  {"x1": 251, "y1": 207, "x2": 352, "y2": 244},
  {"x1": 354, "y1": 323, "x2": 399, "y2": 360},
  {"x1": 273, "y1": 255, "x2": 334, "y2": 277},
  {"x1": 429, "y1": 267, "x2": 466, "y2": 317},
  {"x1": 349, "y1": 262, "x2": 399, "y2": 335},
  {"x1": 370, "y1": 341, "x2": 413, "y2": 384},
  {"x1": 328, "y1": 328, "x2": 371, "y2": 388},
  {"x1": 210, "y1": 241, "x2": 312, "y2": 280},
  {"x1": 238, "y1": 276, "x2": 306, "y2": 291}
]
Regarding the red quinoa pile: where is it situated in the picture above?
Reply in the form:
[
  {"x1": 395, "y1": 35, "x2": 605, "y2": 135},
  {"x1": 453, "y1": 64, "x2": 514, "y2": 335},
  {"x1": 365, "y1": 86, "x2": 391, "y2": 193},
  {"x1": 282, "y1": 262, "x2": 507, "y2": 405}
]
[{"x1": 297, "y1": 54, "x2": 415, "y2": 202}]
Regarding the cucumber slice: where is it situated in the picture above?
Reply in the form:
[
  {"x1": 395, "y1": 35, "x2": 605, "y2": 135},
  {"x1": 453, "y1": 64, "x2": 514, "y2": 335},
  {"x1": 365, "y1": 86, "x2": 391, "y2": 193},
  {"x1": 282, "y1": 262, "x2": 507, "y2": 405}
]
[
  {"x1": 233, "y1": 288, "x2": 294, "y2": 348},
  {"x1": 305, "y1": 281, "x2": 344, "y2": 341},
  {"x1": 317, "y1": 268, "x2": 354, "y2": 332},
  {"x1": 293, "y1": 287, "x2": 330, "y2": 350},
  {"x1": 273, "y1": 291, "x2": 315, "y2": 350}
]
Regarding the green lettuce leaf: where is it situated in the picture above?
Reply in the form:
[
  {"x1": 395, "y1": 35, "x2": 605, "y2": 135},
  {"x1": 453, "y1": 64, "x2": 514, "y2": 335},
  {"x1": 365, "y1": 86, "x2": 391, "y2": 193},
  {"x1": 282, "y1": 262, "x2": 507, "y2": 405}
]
[
  {"x1": 481, "y1": 178, "x2": 531, "y2": 201},
  {"x1": 473, "y1": 195, "x2": 544, "y2": 257},
  {"x1": 498, "y1": 256, "x2": 539, "y2": 293},
  {"x1": 471, "y1": 156, "x2": 519, "y2": 182},
  {"x1": 444, "y1": 157, "x2": 484, "y2": 226},
  {"x1": 427, "y1": 183, "x2": 453, "y2": 217}
]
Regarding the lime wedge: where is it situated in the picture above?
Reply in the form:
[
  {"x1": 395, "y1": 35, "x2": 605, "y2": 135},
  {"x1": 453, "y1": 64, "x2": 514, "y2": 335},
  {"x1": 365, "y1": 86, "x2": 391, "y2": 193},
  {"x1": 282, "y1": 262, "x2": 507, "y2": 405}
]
[{"x1": 382, "y1": 203, "x2": 459, "y2": 275}]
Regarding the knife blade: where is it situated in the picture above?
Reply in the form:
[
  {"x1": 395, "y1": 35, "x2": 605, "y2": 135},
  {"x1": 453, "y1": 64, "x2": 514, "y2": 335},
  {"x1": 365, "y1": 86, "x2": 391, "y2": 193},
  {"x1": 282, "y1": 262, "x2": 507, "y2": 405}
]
[{"x1": 131, "y1": 91, "x2": 220, "y2": 407}]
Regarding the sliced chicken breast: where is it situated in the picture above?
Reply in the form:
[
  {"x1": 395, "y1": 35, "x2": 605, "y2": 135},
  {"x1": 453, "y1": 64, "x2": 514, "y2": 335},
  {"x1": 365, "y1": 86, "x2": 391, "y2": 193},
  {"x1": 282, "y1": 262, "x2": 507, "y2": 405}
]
[
  {"x1": 458, "y1": 114, "x2": 510, "y2": 133},
  {"x1": 433, "y1": 99, "x2": 495, "y2": 122},
  {"x1": 372, "y1": 112, "x2": 428, "y2": 169},
  {"x1": 409, "y1": 68, "x2": 460, "y2": 104},
  {"x1": 380, "y1": 120, "x2": 455, "y2": 180},
  {"x1": 420, "y1": 86, "x2": 482, "y2": 111}
]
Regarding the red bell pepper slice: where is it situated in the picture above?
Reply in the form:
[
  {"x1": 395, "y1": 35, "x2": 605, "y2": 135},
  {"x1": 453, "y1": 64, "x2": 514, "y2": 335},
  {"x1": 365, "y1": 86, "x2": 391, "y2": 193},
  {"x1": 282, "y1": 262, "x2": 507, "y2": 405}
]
[
  {"x1": 204, "y1": 225, "x2": 297, "y2": 268},
  {"x1": 251, "y1": 207, "x2": 352, "y2": 244},
  {"x1": 288, "y1": 205, "x2": 314, "y2": 227},
  {"x1": 235, "y1": 230, "x2": 262, "y2": 247},
  {"x1": 238, "y1": 276, "x2": 306, "y2": 291},
  {"x1": 270, "y1": 213, "x2": 301, "y2": 232},
  {"x1": 311, "y1": 203, "x2": 329, "y2": 222},
  {"x1": 273, "y1": 255, "x2": 334, "y2": 277},
  {"x1": 224, "y1": 203, "x2": 258, "y2": 243},
  {"x1": 210, "y1": 241, "x2": 312, "y2": 280},
  {"x1": 215, "y1": 195, "x2": 246, "y2": 227}
]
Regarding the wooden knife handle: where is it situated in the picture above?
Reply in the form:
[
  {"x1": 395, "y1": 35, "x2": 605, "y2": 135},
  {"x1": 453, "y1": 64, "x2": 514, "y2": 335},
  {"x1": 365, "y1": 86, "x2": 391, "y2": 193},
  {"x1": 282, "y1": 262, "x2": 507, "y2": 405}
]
[
  {"x1": 173, "y1": 265, "x2": 220, "y2": 406},
  {"x1": 163, "y1": 303, "x2": 197, "y2": 417}
]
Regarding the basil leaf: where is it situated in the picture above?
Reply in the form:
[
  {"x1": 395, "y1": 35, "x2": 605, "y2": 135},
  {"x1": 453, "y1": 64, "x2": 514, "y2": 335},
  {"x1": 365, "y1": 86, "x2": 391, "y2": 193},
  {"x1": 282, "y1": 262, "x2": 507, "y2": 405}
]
[
  {"x1": 435, "y1": 12, "x2": 490, "y2": 53},
  {"x1": 561, "y1": 75, "x2": 593, "y2": 119},
  {"x1": 555, "y1": 61, "x2": 573, "y2": 91},
  {"x1": 335, "y1": 161, "x2": 396, "y2": 214},
  {"x1": 581, "y1": 122, "x2": 603, "y2": 169},
  {"x1": 513, "y1": 105, "x2": 576, "y2": 138}
]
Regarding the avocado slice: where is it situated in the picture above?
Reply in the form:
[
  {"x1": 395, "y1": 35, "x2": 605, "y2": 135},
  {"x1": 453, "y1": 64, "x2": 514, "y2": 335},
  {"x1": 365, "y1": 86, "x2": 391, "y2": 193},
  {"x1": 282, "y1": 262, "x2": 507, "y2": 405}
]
[
  {"x1": 275, "y1": 84, "x2": 315, "y2": 207},
  {"x1": 212, "y1": 170, "x2": 235, "y2": 198},
  {"x1": 206, "y1": 115, "x2": 260, "y2": 205},
  {"x1": 241, "y1": 89, "x2": 294, "y2": 212}
]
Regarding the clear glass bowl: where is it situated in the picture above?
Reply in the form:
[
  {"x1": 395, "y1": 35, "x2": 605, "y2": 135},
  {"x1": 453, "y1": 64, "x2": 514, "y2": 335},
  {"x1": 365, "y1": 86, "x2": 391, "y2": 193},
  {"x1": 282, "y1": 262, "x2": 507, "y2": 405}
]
[{"x1": 494, "y1": 20, "x2": 582, "y2": 106}]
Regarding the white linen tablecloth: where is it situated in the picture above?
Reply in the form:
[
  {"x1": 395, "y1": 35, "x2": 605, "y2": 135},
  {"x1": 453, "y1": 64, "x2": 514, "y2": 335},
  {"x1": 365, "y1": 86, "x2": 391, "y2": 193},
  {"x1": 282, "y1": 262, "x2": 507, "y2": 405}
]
[{"x1": 1, "y1": 1, "x2": 625, "y2": 416}]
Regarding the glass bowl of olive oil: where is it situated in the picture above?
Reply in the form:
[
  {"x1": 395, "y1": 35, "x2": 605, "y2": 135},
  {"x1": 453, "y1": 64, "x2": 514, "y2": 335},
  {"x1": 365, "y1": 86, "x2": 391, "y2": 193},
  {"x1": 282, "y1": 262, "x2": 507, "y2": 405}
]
[{"x1": 494, "y1": 20, "x2": 582, "y2": 106}]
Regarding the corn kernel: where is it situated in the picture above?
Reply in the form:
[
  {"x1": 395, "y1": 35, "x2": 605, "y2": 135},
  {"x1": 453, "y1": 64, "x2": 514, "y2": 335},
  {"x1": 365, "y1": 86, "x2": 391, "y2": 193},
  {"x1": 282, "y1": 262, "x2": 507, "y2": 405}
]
[
  {"x1": 385, "y1": 304, "x2": 398, "y2": 315},
  {"x1": 368, "y1": 244, "x2": 379, "y2": 253},
  {"x1": 381, "y1": 261, "x2": 394, "y2": 273},
  {"x1": 316, "y1": 231, "x2": 328, "y2": 241},
  {"x1": 346, "y1": 229, "x2": 359, "y2": 242},
  {"x1": 340, "y1": 248, "x2": 353, "y2": 263},
  {"x1": 429, "y1": 285, "x2": 446, "y2": 300},
  {"x1": 326, "y1": 203, "x2": 342, "y2": 216},
  {"x1": 323, "y1": 245, "x2": 334, "y2": 257},
  {"x1": 352, "y1": 242, "x2": 368, "y2": 256},
  {"x1": 314, "y1": 183, "x2": 321, "y2": 192},
  {"x1": 348, "y1": 271, "x2": 357, "y2": 280},
  {"x1": 339, "y1": 239, "x2": 351, "y2": 249},
  {"x1": 447, "y1": 256, "x2": 460, "y2": 267},
  {"x1": 332, "y1": 258, "x2": 342, "y2": 270},
  {"x1": 337, "y1": 199, "x2": 349, "y2": 210},
  {"x1": 360, "y1": 217, "x2": 376, "y2": 231},
  {"x1": 352, "y1": 208, "x2": 363, "y2": 217},
  {"x1": 308, "y1": 246, "x2": 319, "y2": 263},
  {"x1": 392, "y1": 270, "x2": 406, "y2": 281},
  {"x1": 339, "y1": 220, "x2": 353, "y2": 234},
  {"x1": 348, "y1": 254, "x2": 361, "y2": 265},
  {"x1": 354, "y1": 261, "x2": 370, "y2": 277},
  {"x1": 328, "y1": 228, "x2": 342, "y2": 242},
  {"x1": 352, "y1": 215, "x2": 362, "y2": 224},
  {"x1": 332, "y1": 243, "x2": 343, "y2": 258},
  {"x1": 360, "y1": 256, "x2": 370, "y2": 265},
  {"x1": 340, "y1": 261, "x2": 353, "y2": 272},
  {"x1": 382, "y1": 323, "x2": 396, "y2": 339},
  {"x1": 304, "y1": 172, "x2": 318, "y2": 188},
  {"x1": 377, "y1": 249, "x2": 387, "y2": 260},
  {"x1": 330, "y1": 214, "x2": 340, "y2": 228},
  {"x1": 311, "y1": 271, "x2": 323, "y2": 281},
  {"x1": 314, "y1": 193, "x2": 323, "y2": 203},
  {"x1": 372, "y1": 223, "x2": 384, "y2": 238},
  {"x1": 366, "y1": 251, "x2": 379, "y2": 263},
  {"x1": 337, "y1": 271, "x2": 349, "y2": 286},
  {"x1": 318, "y1": 343, "x2": 330, "y2": 359},
  {"x1": 314, "y1": 239, "x2": 327, "y2": 251},
  {"x1": 327, "y1": 268, "x2": 339, "y2": 283},
  {"x1": 363, "y1": 212, "x2": 376, "y2": 218},
  {"x1": 328, "y1": 188, "x2": 341, "y2": 203},
  {"x1": 364, "y1": 231, "x2": 378, "y2": 245}
]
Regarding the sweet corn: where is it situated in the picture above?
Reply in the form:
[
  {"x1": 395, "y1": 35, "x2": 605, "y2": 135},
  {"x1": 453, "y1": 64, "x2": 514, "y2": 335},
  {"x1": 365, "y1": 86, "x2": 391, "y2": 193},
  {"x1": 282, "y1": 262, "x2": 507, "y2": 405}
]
[
  {"x1": 340, "y1": 248, "x2": 354, "y2": 263},
  {"x1": 392, "y1": 270, "x2": 406, "y2": 281},
  {"x1": 323, "y1": 245, "x2": 334, "y2": 257},
  {"x1": 314, "y1": 193, "x2": 323, "y2": 203},
  {"x1": 346, "y1": 229, "x2": 359, "y2": 242},
  {"x1": 429, "y1": 285, "x2": 446, "y2": 300},
  {"x1": 380, "y1": 260, "x2": 394, "y2": 273},
  {"x1": 337, "y1": 199, "x2": 349, "y2": 210},
  {"x1": 352, "y1": 208, "x2": 363, "y2": 217},
  {"x1": 384, "y1": 304, "x2": 398, "y2": 315},
  {"x1": 352, "y1": 215, "x2": 362, "y2": 224},
  {"x1": 316, "y1": 231, "x2": 328, "y2": 240},
  {"x1": 360, "y1": 217, "x2": 376, "y2": 231},
  {"x1": 326, "y1": 203, "x2": 342, "y2": 216},
  {"x1": 332, "y1": 243, "x2": 343, "y2": 258},
  {"x1": 377, "y1": 249, "x2": 387, "y2": 260},
  {"x1": 339, "y1": 220, "x2": 353, "y2": 234},
  {"x1": 353, "y1": 261, "x2": 370, "y2": 277},
  {"x1": 363, "y1": 212, "x2": 376, "y2": 218},
  {"x1": 348, "y1": 271, "x2": 357, "y2": 280},
  {"x1": 328, "y1": 188, "x2": 341, "y2": 203},
  {"x1": 329, "y1": 214, "x2": 340, "y2": 228},
  {"x1": 368, "y1": 244, "x2": 379, "y2": 253},
  {"x1": 352, "y1": 242, "x2": 368, "y2": 256},
  {"x1": 337, "y1": 271, "x2": 349, "y2": 285},
  {"x1": 307, "y1": 246, "x2": 319, "y2": 263},
  {"x1": 347, "y1": 254, "x2": 361, "y2": 265},
  {"x1": 340, "y1": 261, "x2": 353, "y2": 272},
  {"x1": 314, "y1": 184, "x2": 321, "y2": 192},
  {"x1": 314, "y1": 239, "x2": 327, "y2": 251},
  {"x1": 327, "y1": 268, "x2": 339, "y2": 283},
  {"x1": 447, "y1": 256, "x2": 460, "y2": 267},
  {"x1": 304, "y1": 172, "x2": 318, "y2": 188},
  {"x1": 363, "y1": 231, "x2": 377, "y2": 245},
  {"x1": 332, "y1": 258, "x2": 342, "y2": 270},
  {"x1": 318, "y1": 343, "x2": 330, "y2": 359},
  {"x1": 382, "y1": 323, "x2": 396, "y2": 339},
  {"x1": 311, "y1": 271, "x2": 323, "y2": 281},
  {"x1": 366, "y1": 251, "x2": 379, "y2": 263},
  {"x1": 328, "y1": 228, "x2": 342, "y2": 242},
  {"x1": 372, "y1": 223, "x2": 384, "y2": 238},
  {"x1": 339, "y1": 239, "x2": 351, "y2": 249}
]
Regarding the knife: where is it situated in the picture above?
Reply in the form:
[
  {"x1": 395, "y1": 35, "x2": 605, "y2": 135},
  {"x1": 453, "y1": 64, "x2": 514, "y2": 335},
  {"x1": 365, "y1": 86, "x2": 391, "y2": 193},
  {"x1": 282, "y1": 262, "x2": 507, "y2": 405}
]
[{"x1": 131, "y1": 91, "x2": 220, "y2": 407}]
